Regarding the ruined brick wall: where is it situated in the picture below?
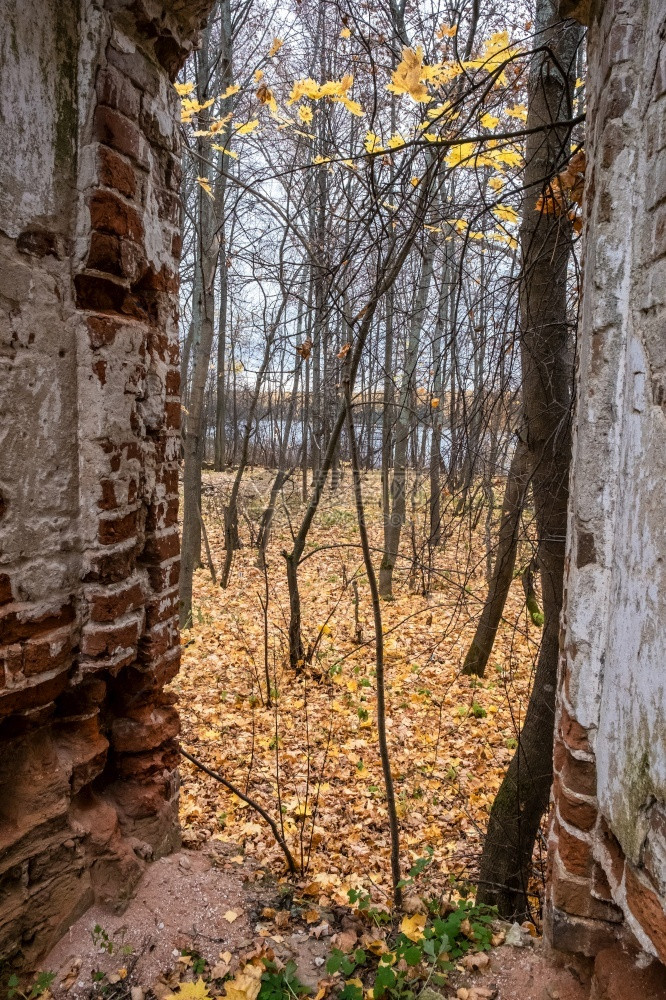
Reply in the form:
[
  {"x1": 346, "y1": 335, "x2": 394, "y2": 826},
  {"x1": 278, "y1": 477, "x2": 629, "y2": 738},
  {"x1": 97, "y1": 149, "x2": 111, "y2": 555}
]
[
  {"x1": 0, "y1": 0, "x2": 212, "y2": 969},
  {"x1": 547, "y1": 0, "x2": 666, "y2": 967}
]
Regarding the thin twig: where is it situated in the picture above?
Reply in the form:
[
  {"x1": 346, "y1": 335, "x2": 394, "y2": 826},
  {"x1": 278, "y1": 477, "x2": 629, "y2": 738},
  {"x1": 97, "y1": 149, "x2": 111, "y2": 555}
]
[{"x1": 180, "y1": 746, "x2": 297, "y2": 873}]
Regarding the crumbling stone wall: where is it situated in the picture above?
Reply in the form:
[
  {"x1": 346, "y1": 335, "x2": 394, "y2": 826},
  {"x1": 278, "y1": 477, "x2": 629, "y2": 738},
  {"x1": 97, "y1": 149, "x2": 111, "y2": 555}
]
[
  {"x1": 0, "y1": 0, "x2": 212, "y2": 969},
  {"x1": 548, "y1": 0, "x2": 666, "y2": 969}
]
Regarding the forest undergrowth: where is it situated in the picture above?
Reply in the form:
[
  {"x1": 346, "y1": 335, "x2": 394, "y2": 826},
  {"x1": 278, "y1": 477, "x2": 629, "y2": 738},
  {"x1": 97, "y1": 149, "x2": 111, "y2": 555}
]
[{"x1": 174, "y1": 468, "x2": 545, "y2": 918}]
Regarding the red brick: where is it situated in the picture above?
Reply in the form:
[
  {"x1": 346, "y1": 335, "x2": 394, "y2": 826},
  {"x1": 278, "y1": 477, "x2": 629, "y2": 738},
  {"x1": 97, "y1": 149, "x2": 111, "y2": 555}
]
[
  {"x1": 98, "y1": 479, "x2": 119, "y2": 510},
  {"x1": 551, "y1": 856, "x2": 622, "y2": 922},
  {"x1": 74, "y1": 272, "x2": 128, "y2": 312},
  {"x1": 97, "y1": 65, "x2": 141, "y2": 120},
  {"x1": 92, "y1": 358, "x2": 107, "y2": 384},
  {"x1": 89, "y1": 189, "x2": 144, "y2": 242},
  {"x1": 98, "y1": 509, "x2": 139, "y2": 546},
  {"x1": 88, "y1": 581, "x2": 144, "y2": 623},
  {"x1": 165, "y1": 369, "x2": 180, "y2": 395},
  {"x1": 110, "y1": 703, "x2": 179, "y2": 753},
  {"x1": 146, "y1": 558, "x2": 180, "y2": 592},
  {"x1": 0, "y1": 574, "x2": 12, "y2": 606},
  {"x1": 558, "y1": 823, "x2": 593, "y2": 879},
  {"x1": 554, "y1": 775, "x2": 598, "y2": 832},
  {"x1": 139, "y1": 622, "x2": 173, "y2": 663},
  {"x1": 146, "y1": 496, "x2": 179, "y2": 533},
  {"x1": 143, "y1": 529, "x2": 180, "y2": 563},
  {"x1": 598, "y1": 817, "x2": 627, "y2": 887},
  {"x1": 624, "y1": 865, "x2": 666, "y2": 963},
  {"x1": 554, "y1": 737, "x2": 597, "y2": 797},
  {"x1": 547, "y1": 904, "x2": 621, "y2": 958},
  {"x1": 559, "y1": 702, "x2": 592, "y2": 753},
  {"x1": 22, "y1": 625, "x2": 74, "y2": 677},
  {"x1": 0, "y1": 669, "x2": 69, "y2": 718},
  {"x1": 95, "y1": 106, "x2": 147, "y2": 168},
  {"x1": 0, "y1": 600, "x2": 75, "y2": 645},
  {"x1": 98, "y1": 145, "x2": 137, "y2": 199},
  {"x1": 81, "y1": 617, "x2": 142, "y2": 658},
  {"x1": 592, "y1": 861, "x2": 614, "y2": 902},
  {"x1": 164, "y1": 400, "x2": 180, "y2": 431},
  {"x1": 156, "y1": 466, "x2": 179, "y2": 494},
  {"x1": 593, "y1": 946, "x2": 666, "y2": 1000},
  {"x1": 145, "y1": 588, "x2": 178, "y2": 628},
  {"x1": 87, "y1": 315, "x2": 121, "y2": 351},
  {"x1": 84, "y1": 539, "x2": 142, "y2": 584}
]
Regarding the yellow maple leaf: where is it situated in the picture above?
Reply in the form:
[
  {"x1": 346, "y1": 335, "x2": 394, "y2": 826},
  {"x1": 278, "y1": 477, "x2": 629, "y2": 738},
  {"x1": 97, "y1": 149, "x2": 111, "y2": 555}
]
[
  {"x1": 167, "y1": 978, "x2": 211, "y2": 1000},
  {"x1": 445, "y1": 142, "x2": 477, "y2": 167},
  {"x1": 387, "y1": 46, "x2": 432, "y2": 103},
  {"x1": 236, "y1": 119, "x2": 260, "y2": 135},
  {"x1": 269, "y1": 38, "x2": 284, "y2": 57},
  {"x1": 224, "y1": 965, "x2": 263, "y2": 1000},
  {"x1": 488, "y1": 175, "x2": 504, "y2": 192},
  {"x1": 494, "y1": 204, "x2": 519, "y2": 224},
  {"x1": 400, "y1": 913, "x2": 426, "y2": 941},
  {"x1": 506, "y1": 104, "x2": 528, "y2": 121},
  {"x1": 175, "y1": 81, "x2": 194, "y2": 96},
  {"x1": 298, "y1": 105, "x2": 313, "y2": 124},
  {"x1": 182, "y1": 97, "x2": 215, "y2": 115},
  {"x1": 340, "y1": 27, "x2": 351, "y2": 38},
  {"x1": 480, "y1": 112, "x2": 499, "y2": 129},
  {"x1": 212, "y1": 144, "x2": 238, "y2": 159},
  {"x1": 436, "y1": 23, "x2": 457, "y2": 38},
  {"x1": 334, "y1": 96, "x2": 364, "y2": 116},
  {"x1": 364, "y1": 131, "x2": 384, "y2": 154},
  {"x1": 253, "y1": 69, "x2": 264, "y2": 83},
  {"x1": 220, "y1": 84, "x2": 241, "y2": 100},
  {"x1": 196, "y1": 176, "x2": 214, "y2": 199}
]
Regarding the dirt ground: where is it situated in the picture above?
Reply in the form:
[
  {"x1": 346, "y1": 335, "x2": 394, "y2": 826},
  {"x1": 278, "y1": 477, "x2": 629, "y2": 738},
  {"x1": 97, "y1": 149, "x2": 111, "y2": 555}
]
[{"x1": 43, "y1": 847, "x2": 592, "y2": 1000}]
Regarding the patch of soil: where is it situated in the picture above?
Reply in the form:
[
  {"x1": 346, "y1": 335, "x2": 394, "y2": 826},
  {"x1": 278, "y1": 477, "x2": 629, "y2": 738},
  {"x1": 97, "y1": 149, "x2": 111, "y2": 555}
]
[
  {"x1": 453, "y1": 940, "x2": 590, "y2": 999},
  {"x1": 43, "y1": 849, "x2": 594, "y2": 1000}
]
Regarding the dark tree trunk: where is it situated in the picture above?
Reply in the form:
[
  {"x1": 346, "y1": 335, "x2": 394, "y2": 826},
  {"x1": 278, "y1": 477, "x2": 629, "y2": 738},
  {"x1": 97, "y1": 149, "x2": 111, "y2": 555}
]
[
  {"x1": 476, "y1": 0, "x2": 582, "y2": 919},
  {"x1": 462, "y1": 430, "x2": 530, "y2": 677}
]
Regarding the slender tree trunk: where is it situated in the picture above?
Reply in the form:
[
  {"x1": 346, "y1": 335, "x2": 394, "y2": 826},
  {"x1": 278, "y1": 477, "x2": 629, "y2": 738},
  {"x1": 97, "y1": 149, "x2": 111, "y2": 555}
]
[
  {"x1": 462, "y1": 429, "x2": 530, "y2": 677},
  {"x1": 344, "y1": 373, "x2": 402, "y2": 907},
  {"x1": 379, "y1": 234, "x2": 435, "y2": 598},
  {"x1": 477, "y1": 1, "x2": 582, "y2": 918},
  {"x1": 179, "y1": 23, "x2": 219, "y2": 629}
]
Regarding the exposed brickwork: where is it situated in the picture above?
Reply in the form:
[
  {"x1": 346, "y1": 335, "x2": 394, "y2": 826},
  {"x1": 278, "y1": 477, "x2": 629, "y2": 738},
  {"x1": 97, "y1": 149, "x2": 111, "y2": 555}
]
[
  {"x1": 548, "y1": 0, "x2": 666, "y2": 978},
  {"x1": 0, "y1": 0, "x2": 213, "y2": 971}
]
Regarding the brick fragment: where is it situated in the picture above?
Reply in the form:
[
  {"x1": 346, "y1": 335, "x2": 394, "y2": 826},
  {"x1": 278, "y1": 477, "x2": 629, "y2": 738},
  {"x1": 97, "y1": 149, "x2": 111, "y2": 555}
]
[
  {"x1": 87, "y1": 581, "x2": 144, "y2": 623},
  {"x1": 557, "y1": 822, "x2": 593, "y2": 879},
  {"x1": 97, "y1": 144, "x2": 138, "y2": 199},
  {"x1": 89, "y1": 189, "x2": 144, "y2": 242},
  {"x1": 95, "y1": 106, "x2": 147, "y2": 168},
  {"x1": 624, "y1": 865, "x2": 666, "y2": 963},
  {"x1": 554, "y1": 737, "x2": 597, "y2": 797},
  {"x1": 553, "y1": 774, "x2": 598, "y2": 832},
  {"x1": 559, "y1": 702, "x2": 593, "y2": 753},
  {"x1": 97, "y1": 64, "x2": 141, "y2": 120},
  {"x1": 81, "y1": 617, "x2": 142, "y2": 658},
  {"x1": 23, "y1": 625, "x2": 74, "y2": 677},
  {"x1": 0, "y1": 601, "x2": 75, "y2": 646},
  {"x1": 98, "y1": 509, "x2": 139, "y2": 546}
]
